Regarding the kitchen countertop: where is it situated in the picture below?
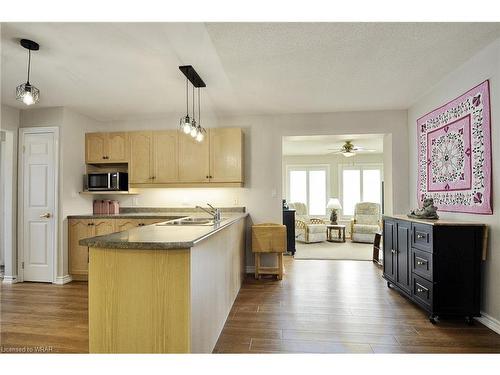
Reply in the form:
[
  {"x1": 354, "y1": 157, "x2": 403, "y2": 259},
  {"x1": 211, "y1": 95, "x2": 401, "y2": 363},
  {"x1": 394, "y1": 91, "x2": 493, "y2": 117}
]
[
  {"x1": 80, "y1": 213, "x2": 248, "y2": 250},
  {"x1": 384, "y1": 214, "x2": 487, "y2": 226},
  {"x1": 68, "y1": 206, "x2": 245, "y2": 220}
]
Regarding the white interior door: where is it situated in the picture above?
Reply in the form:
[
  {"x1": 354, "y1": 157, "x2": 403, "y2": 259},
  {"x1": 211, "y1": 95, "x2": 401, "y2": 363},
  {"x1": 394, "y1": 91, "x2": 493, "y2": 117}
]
[{"x1": 21, "y1": 130, "x2": 57, "y2": 282}]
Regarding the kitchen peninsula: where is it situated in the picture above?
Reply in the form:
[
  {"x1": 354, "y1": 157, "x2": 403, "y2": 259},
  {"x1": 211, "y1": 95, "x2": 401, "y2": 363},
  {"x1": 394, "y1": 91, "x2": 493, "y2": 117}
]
[{"x1": 80, "y1": 209, "x2": 247, "y2": 353}]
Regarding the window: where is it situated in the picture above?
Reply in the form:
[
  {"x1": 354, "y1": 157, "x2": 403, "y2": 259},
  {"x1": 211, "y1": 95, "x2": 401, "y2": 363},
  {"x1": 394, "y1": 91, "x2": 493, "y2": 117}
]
[
  {"x1": 287, "y1": 166, "x2": 328, "y2": 216},
  {"x1": 340, "y1": 165, "x2": 382, "y2": 216}
]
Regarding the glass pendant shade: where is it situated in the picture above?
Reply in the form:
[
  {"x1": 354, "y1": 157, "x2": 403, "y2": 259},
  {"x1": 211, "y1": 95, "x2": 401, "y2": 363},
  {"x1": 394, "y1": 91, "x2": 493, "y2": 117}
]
[
  {"x1": 17, "y1": 40, "x2": 40, "y2": 106},
  {"x1": 190, "y1": 119, "x2": 198, "y2": 137},
  {"x1": 342, "y1": 151, "x2": 356, "y2": 158},
  {"x1": 16, "y1": 83, "x2": 40, "y2": 106},
  {"x1": 180, "y1": 115, "x2": 192, "y2": 134},
  {"x1": 195, "y1": 126, "x2": 205, "y2": 142}
]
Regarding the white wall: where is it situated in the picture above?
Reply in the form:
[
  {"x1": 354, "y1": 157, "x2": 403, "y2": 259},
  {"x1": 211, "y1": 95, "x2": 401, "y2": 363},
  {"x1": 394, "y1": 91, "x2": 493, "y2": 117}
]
[
  {"x1": 0, "y1": 104, "x2": 19, "y2": 281},
  {"x1": 20, "y1": 107, "x2": 103, "y2": 279},
  {"x1": 408, "y1": 38, "x2": 500, "y2": 325}
]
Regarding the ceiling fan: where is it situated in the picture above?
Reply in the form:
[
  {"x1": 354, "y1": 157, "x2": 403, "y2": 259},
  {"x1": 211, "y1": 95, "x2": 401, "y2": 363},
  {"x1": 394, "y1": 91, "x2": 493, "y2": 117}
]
[{"x1": 328, "y1": 141, "x2": 376, "y2": 158}]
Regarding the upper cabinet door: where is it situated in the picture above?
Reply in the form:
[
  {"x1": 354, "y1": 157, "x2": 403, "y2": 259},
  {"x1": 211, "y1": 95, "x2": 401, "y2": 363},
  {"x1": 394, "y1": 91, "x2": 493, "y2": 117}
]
[
  {"x1": 209, "y1": 128, "x2": 244, "y2": 183},
  {"x1": 178, "y1": 131, "x2": 210, "y2": 183},
  {"x1": 107, "y1": 132, "x2": 129, "y2": 162},
  {"x1": 129, "y1": 131, "x2": 153, "y2": 184},
  {"x1": 154, "y1": 131, "x2": 179, "y2": 183},
  {"x1": 86, "y1": 133, "x2": 107, "y2": 163}
]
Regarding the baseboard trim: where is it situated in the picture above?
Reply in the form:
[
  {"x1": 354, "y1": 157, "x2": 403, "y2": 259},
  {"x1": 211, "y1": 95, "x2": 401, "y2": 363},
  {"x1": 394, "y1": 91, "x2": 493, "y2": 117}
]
[
  {"x1": 54, "y1": 274, "x2": 72, "y2": 285},
  {"x1": 2, "y1": 275, "x2": 18, "y2": 284},
  {"x1": 476, "y1": 311, "x2": 500, "y2": 335},
  {"x1": 245, "y1": 266, "x2": 255, "y2": 273}
]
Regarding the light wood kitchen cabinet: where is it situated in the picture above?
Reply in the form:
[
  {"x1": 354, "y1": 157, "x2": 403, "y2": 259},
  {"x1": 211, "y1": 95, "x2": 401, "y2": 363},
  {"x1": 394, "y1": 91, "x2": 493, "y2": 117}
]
[
  {"x1": 178, "y1": 131, "x2": 210, "y2": 183},
  {"x1": 129, "y1": 131, "x2": 154, "y2": 184},
  {"x1": 93, "y1": 219, "x2": 116, "y2": 236},
  {"x1": 85, "y1": 133, "x2": 107, "y2": 163},
  {"x1": 69, "y1": 219, "x2": 94, "y2": 281},
  {"x1": 115, "y1": 219, "x2": 138, "y2": 232},
  {"x1": 154, "y1": 131, "x2": 179, "y2": 183},
  {"x1": 209, "y1": 128, "x2": 244, "y2": 183},
  {"x1": 107, "y1": 132, "x2": 129, "y2": 162},
  {"x1": 69, "y1": 217, "x2": 166, "y2": 280},
  {"x1": 86, "y1": 127, "x2": 244, "y2": 187},
  {"x1": 85, "y1": 132, "x2": 129, "y2": 163}
]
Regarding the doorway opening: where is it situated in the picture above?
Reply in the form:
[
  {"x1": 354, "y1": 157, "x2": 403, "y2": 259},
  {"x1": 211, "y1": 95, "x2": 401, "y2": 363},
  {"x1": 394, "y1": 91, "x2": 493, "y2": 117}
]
[{"x1": 282, "y1": 134, "x2": 388, "y2": 261}]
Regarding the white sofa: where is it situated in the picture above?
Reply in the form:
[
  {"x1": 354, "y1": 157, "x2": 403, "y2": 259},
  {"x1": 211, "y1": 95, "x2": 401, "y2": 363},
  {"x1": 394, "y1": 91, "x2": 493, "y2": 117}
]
[
  {"x1": 288, "y1": 202, "x2": 327, "y2": 243},
  {"x1": 350, "y1": 202, "x2": 381, "y2": 244}
]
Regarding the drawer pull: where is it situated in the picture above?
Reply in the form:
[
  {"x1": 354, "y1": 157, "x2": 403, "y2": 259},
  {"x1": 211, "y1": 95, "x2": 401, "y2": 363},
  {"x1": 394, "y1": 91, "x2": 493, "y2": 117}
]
[
  {"x1": 416, "y1": 233, "x2": 426, "y2": 239},
  {"x1": 416, "y1": 283, "x2": 428, "y2": 294},
  {"x1": 391, "y1": 249, "x2": 396, "y2": 254},
  {"x1": 416, "y1": 258, "x2": 428, "y2": 266}
]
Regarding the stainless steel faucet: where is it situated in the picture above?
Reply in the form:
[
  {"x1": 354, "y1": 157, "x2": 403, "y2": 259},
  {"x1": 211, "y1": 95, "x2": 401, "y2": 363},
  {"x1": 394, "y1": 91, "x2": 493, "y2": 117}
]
[{"x1": 195, "y1": 204, "x2": 222, "y2": 222}]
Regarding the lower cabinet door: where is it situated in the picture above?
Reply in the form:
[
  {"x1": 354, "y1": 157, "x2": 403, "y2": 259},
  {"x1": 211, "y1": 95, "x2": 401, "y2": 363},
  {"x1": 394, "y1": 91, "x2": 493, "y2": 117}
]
[
  {"x1": 69, "y1": 219, "x2": 94, "y2": 280},
  {"x1": 396, "y1": 220, "x2": 411, "y2": 293},
  {"x1": 383, "y1": 220, "x2": 397, "y2": 282}
]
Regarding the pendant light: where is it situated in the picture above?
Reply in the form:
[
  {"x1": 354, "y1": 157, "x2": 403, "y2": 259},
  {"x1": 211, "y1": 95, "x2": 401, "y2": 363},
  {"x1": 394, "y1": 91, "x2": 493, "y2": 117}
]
[
  {"x1": 179, "y1": 77, "x2": 192, "y2": 134},
  {"x1": 195, "y1": 88, "x2": 206, "y2": 142},
  {"x1": 178, "y1": 65, "x2": 207, "y2": 142},
  {"x1": 16, "y1": 39, "x2": 40, "y2": 106},
  {"x1": 190, "y1": 84, "x2": 198, "y2": 138}
]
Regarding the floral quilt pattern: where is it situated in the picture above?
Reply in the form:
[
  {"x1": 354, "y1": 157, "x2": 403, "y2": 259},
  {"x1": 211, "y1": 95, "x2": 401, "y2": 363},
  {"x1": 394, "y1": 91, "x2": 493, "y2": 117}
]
[{"x1": 416, "y1": 80, "x2": 492, "y2": 214}]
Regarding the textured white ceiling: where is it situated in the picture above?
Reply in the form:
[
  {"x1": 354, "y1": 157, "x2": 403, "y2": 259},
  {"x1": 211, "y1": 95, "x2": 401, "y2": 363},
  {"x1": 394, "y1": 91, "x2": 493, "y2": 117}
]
[
  {"x1": 283, "y1": 134, "x2": 384, "y2": 156},
  {"x1": 2, "y1": 22, "x2": 500, "y2": 120}
]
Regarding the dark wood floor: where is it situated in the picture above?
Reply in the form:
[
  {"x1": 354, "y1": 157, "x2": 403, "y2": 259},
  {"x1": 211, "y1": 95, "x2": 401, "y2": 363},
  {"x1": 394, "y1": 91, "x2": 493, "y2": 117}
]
[{"x1": 1, "y1": 257, "x2": 500, "y2": 353}]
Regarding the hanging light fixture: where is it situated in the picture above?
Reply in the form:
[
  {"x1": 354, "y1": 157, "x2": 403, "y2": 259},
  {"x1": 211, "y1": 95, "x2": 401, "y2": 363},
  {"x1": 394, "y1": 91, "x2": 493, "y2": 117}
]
[
  {"x1": 16, "y1": 39, "x2": 40, "y2": 106},
  {"x1": 179, "y1": 77, "x2": 192, "y2": 134},
  {"x1": 190, "y1": 84, "x2": 198, "y2": 138},
  {"x1": 195, "y1": 87, "x2": 206, "y2": 142},
  {"x1": 178, "y1": 65, "x2": 207, "y2": 141}
]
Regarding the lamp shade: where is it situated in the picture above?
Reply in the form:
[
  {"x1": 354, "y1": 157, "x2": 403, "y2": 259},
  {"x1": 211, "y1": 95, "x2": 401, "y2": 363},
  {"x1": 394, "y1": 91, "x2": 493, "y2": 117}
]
[{"x1": 327, "y1": 198, "x2": 342, "y2": 210}]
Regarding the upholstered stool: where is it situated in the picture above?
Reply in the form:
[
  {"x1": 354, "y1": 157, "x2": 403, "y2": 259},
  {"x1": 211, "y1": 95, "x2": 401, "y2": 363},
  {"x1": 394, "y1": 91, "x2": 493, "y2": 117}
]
[{"x1": 251, "y1": 223, "x2": 287, "y2": 280}]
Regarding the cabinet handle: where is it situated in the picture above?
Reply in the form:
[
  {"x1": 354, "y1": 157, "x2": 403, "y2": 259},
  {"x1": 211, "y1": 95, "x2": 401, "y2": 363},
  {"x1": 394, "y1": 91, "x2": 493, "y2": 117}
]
[
  {"x1": 416, "y1": 258, "x2": 427, "y2": 266},
  {"x1": 391, "y1": 249, "x2": 396, "y2": 254},
  {"x1": 206, "y1": 175, "x2": 209, "y2": 179},
  {"x1": 416, "y1": 233, "x2": 426, "y2": 239},
  {"x1": 416, "y1": 283, "x2": 428, "y2": 294}
]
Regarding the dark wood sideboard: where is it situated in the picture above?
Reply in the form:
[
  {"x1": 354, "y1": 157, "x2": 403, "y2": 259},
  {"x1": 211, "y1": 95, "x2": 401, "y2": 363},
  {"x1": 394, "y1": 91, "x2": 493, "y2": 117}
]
[
  {"x1": 383, "y1": 215, "x2": 486, "y2": 324},
  {"x1": 282, "y1": 209, "x2": 296, "y2": 255}
]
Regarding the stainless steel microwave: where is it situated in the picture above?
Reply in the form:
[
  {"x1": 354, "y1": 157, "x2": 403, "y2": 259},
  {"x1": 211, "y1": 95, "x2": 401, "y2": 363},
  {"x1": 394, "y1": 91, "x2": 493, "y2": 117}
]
[{"x1": 84, "y1": 172, "x2": 128, "y2": 191}]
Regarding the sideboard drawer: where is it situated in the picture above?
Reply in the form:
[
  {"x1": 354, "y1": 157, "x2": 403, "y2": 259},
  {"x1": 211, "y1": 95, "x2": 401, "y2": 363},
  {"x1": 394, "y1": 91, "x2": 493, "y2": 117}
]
[
  {"x1": 411, "y1": 247, "x2": 433, "y2": 281},
  {"x1": 411, "y1": 223, "x2": 433, "y2": 252},
  {"x1": 412, "y1": 274, "x2": 433, "y2": 311}
]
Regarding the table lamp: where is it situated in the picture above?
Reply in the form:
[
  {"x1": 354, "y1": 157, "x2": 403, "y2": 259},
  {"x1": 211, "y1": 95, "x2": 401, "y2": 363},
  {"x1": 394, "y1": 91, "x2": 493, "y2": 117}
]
[{"x1": 327, "y1": 198, "x2": 342, "y2": 224}]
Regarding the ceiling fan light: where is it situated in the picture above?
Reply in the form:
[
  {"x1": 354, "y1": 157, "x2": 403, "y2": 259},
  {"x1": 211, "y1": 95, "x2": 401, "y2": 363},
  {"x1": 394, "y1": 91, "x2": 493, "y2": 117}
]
[
  {"x1": 16, "y1": 82, "x2": 39, "y2": 106},
  {"x1": 342, "y1": 151, "x2": 356, "y2": 158}
]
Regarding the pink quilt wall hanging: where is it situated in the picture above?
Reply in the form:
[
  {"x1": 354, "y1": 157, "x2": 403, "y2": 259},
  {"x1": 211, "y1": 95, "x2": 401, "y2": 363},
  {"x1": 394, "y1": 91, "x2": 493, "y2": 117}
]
[{"x1": 416, "y1": 80, "x2": 492, "y2": 214}]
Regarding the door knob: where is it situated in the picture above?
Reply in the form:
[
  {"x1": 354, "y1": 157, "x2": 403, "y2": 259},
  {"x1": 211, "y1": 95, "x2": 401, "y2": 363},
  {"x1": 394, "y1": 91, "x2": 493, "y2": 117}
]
[{"x1": 40, "y1": 213, "x2": 51, "y2": 219}]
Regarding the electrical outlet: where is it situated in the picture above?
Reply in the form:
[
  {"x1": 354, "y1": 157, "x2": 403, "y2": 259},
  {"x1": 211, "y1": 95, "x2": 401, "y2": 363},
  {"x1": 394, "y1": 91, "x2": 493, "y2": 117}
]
[
  {"x1": 271, "y1": 188, "x2": 277, "y2": 198},
  {"x1": 132, "y1": 197, "x2": 139, "y2": 206}
]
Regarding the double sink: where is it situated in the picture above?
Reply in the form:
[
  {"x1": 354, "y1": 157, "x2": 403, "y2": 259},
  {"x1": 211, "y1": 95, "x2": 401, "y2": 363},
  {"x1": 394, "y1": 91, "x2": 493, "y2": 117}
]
[{"x1": 156, "y1": 217, "x2": 222, "y2": 226}]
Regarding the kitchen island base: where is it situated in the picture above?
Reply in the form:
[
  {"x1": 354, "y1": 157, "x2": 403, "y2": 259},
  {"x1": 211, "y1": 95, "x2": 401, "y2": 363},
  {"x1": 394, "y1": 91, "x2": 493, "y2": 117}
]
[{"x1": 88, "y1": 216, "x2": 246, "y2": 353}]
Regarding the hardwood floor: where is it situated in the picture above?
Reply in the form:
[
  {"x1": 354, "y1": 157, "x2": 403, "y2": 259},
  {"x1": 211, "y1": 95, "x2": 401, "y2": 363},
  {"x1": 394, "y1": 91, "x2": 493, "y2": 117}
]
[
  {"x1": 213, "y1": 257, "x2": 500, "y2": 353},
  {"x1": 1, "y1": 257, "x2": 500, "y2": 353}
]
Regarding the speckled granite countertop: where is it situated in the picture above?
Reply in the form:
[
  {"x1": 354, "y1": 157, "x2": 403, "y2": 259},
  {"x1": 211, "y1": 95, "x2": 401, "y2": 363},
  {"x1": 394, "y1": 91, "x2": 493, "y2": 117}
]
[
  {"x1": 79, "y1": 213, "x2": 248, "y2": 250},
  {"x1": 68, "y1": 206, "x2": 245, "y2": 220}
]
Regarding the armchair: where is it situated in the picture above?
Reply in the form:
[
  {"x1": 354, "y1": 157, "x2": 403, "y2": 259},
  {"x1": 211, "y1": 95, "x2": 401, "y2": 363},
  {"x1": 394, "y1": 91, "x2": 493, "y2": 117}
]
[
  {"x1": 288, "y1": 202, "x2": 327, "y2": 243},
  {"x1": 350, "y1": 202, "x2": 381, "y2": 243}
]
